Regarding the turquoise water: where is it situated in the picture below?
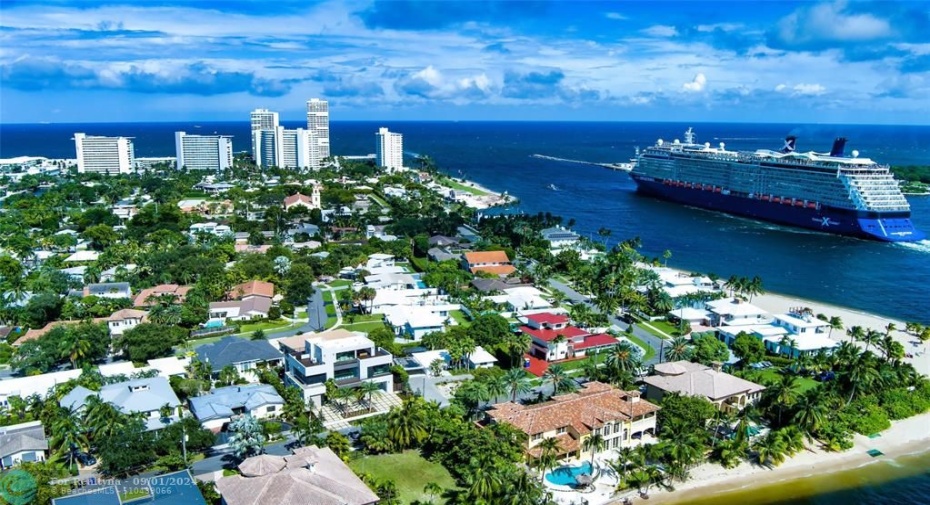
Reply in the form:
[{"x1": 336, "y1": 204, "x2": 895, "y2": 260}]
[
  {"x1": 546, "y1": 461, "x2": 594, "y2": 486},
  {"x1": 203, "y1": 320, "x2": 224, "y2": 328}
]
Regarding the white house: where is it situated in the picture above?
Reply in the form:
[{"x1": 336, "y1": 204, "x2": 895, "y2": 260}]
[
  {"x1": 189, "y1": 222, "x2": 233, "y2": 237},
  {"x1": 208, "y1": 297, "x2": 272, "y2": 322},
  {"x1": 0, "y1": 421, "x2": 48, "y2": 469},
  {"x1": 106, "y1": 308, "x2": 148, "y2": 336},
  {"x1": 706, "y1": 298, "x2": 769, "y2": 327},
  {"x1": 278, "y1": 329, "x2": 394, "y2": 408},
  {"x1": 382, "y1": 306, "x2": 447, "y2": 340},
  {"x1": 59, "y1": 377, "x2": 181, "y2": 431}
]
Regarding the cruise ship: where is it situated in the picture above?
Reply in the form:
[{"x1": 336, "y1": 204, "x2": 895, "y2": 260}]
[{"x1": 630, "y1": 128, "x2": 925, "y2": 242}]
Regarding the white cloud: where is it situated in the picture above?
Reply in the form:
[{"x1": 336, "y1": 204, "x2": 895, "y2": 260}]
[
  {"x1": 792, "y1": 83, "x2": 826, "y2": 96},
  {"x1": 775, "y1": 1, "x2": 892, "y2": 46},
  {"x1": 605, "y1": 12, "x2": 627, "y2": 21},
  {"x1": 775, "y1": 83, "x2": 787, "y2": 92},
  {"x1": 642, "y1": 25, "x2": 678, "y2": 37},
  {"x1": 682, "y1": 73, "x2": 707, "y2": 92}
]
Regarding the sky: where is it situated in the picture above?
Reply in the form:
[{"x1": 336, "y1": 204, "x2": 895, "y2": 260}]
[{"x1": 1, "y1": 0, "x2": 929, "y2": 124}]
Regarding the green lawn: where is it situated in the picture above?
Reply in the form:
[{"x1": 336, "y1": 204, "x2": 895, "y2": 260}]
[
  {"x1": 448, "y1": 310, "x2": 470, "y2": 326},
  {"x1": 341, "y1": 321, "x2": 389, "y2": 333},
  {"x1": 441, "y1": 177, "x2": 488, "y2": 196},
  {"x1": 324, "y1": 316, "x2": 338, "y2": 329},
  {"x1": 649, "y1": 319, "x2": 681, "y2": 336},
  {"x1": 623, "y1": 330, "x2": 657, "y2": 362},
  {"x1": 757, "y1": 368, "x2": 819, "y2": 393},
  {"x1": 637, "y1": 321, "x2": 673, "y2": 340},
  {"x1": 348, "y1": 450, "x2": 459, "y2": 504},
  {"x1": 329, "y1": 279, "x2": 353, "y2": 288},
  {"x1": 239, "y1": 319, "x2": 295, "y2": 334}
]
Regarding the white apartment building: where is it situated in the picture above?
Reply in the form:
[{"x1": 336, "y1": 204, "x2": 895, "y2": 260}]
[
  {"x1": 250, "y1": 108, "x2": 279, "y2": 131},
  {"x1": 175, "y1": 132, "x2": 234, "y2": 171},
  {"x1": 252, "y1": 127, "x2": 283, "y2": 168},
  {"x1": 376, "y1": 127, "x2": 403, "y2": 171},
  {"x1": 278, "y1": 329, "x2": 393, "y2": 408},
  {"x1": 281, "y1": 128, "x2": 326, "y2": 170},
  {"x1": 306, "y1": 98, "x2": 331, "y2": 161},
  {"x1": 73, "y1": 133, "x2": 135, "y2": 175}
]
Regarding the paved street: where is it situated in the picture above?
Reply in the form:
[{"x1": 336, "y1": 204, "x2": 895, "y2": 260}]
[{"x1": 548, "y1": 279, "x2": 665, "y2": 365}]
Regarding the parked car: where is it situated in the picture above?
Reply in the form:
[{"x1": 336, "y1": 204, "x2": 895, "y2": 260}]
[{"x1": 75, "y1": 452, "x2": 97, "y2": 466}]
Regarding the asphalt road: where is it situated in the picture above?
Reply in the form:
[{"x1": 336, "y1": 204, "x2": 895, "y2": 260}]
[{"x1": 548, "y1": 279, "x2": 665, "y2": 365}]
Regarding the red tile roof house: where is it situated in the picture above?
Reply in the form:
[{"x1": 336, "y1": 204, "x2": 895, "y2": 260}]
[
  {"x1": 133, "y1": 284, "x2": 192, "y2": 308},
  {"x1": 461, "y1": 250, "x2": 516, "y2": 277},
  {"x1": 227, "y1": 280, "x2": 275, "y2": 301},
  {"x1": 520, "y1": 312, "x2": 621, "y2": 361}
]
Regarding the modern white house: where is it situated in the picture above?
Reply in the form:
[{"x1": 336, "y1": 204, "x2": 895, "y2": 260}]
[
  {"x1": 189, "y1": 384, "x2": 285, "y2": 432},
  {"x1": 706, "y1": 298, "x2": 769, "y2": 327},
  {"x1": 382, "y1": 306, "x2": 447, "y2": 340},
  {"x1": 73, "y1": 133, "x2": 135, "y2": 175},
  {"x1": 189, "y1": 222, "x2": 233, "y2": 237},
  {"x1": 540, "y1": 226, "x2": 581, "y2": 251},
  {"x1": 0, "y1": 421, "x2": 48, "y2": 469},
  {"x1": 208, "y1": 297, "x2": 272, "y2": 322},
  {"x1": 175, "y1": 131, "x2": 234, "y2": 171},
  {"x1": 278, "y1": 329, "x2": 394, "y2": 408},
  {"x1": 375, "y1": 127, "x2": 403, "y2": 171}
]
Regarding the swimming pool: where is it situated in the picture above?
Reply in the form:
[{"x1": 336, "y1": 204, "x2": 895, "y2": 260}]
[
  {"x1": 203, "y1": 320, "x2": 224, "y2": 328},
  {"x1": 545, "y1": 461, "x2": 594, "y2": 486}
]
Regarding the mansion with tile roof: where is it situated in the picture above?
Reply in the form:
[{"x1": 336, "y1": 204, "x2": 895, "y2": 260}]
[
  {"x1": 644, "y1": 360, "x2": 765, "y2": 411},
  {"x1": 487, "y1": 382, "x2": 660, "y2": 459}
]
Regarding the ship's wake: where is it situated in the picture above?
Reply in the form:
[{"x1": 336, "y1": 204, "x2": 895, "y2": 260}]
[{"x1": 895, "y1": 239, "x2": 930, "y2": 254}]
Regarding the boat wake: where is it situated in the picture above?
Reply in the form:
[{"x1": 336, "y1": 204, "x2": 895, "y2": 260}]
[{"x1": 895, "y1": 239, "x2": 930, "y2": 254}]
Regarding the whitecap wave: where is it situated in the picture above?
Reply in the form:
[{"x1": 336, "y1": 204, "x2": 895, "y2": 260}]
[{"x1": 895, "y1": 239, "x2": 930, "y2": 254}]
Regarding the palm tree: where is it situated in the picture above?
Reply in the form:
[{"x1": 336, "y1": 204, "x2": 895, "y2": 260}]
[
  {"x1": 387, "y1": 397, "x2": 428, "y2": 449},
  {"x1": 582, "y1": 433, "x2": 606, "y2": 464},
  {"x1": 502, "y1": 332, "x2": 531, "y2": 368},
  {"x1": 842, "y1": 353, "x2": 881, "y2": 405},
  {"x1": 753, "y1": 432, "x2": 787, "y2": 468},
  {"x1": 606, "y1": 341, "x2": 641, "y2": 376},
  {"x1": 503, "y1": 368, "x2": 532, "y2": 402},
  {"x1": 51, "y1": 407, "x2": 88, "y2": 469},
  {"x1": 535, "y1": 437, "x2": 561, "y2": 478},
  {"x1": 543, "y1": 364, "x2": 576, "y2": 395},
  {"x1": 423, "y1": 482, "x2": 443, "y2": 504},
  {"x1": 711, "y1": 439, "x2": 742, "y2": 469},
  {"x1": 484, "y1": 375, "x2": 508, "y2": 405},
  {"x1": 466, "y1": 462, "x2": 501, "y2": 502},
  {"x1": 828, "y1": 316, "x2": 843, "y2": 339},
  {"x1": 664, "y1": 337, "x2": 691, "y2": 362},
  {"x1": 357, "y1": 381, "x2": 382, "y2": 413},
  {"x1": 861, "y1": 329, "x2": 882, "y2": 353},
  {"x1": 733, "y1": 405, "x2": 760, "y2": 447},
  {"x1": 661, "y1": 429, "x2": 704, "y2": 480},
  {"x1": 764, "y1": 374, "x2": 798, "y2": 426},
  {"x1": 60, "y1": 336, "x2": 92, "y2": 369},
  {"x1": 846, "y1": 325, "x2": 865, "y2": 344}
]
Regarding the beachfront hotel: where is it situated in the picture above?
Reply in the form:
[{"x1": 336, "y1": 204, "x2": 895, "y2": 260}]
[
  {"x1": 73, "y1": 133, "x2": 135, "y2": 175},
  {"x1": 174, "y1": 131, "x2": 234, "y2": 171},
  {"x1": 306, "y1": 98, "x2": 331, "y2": 161},
  {"x1": 487, "y1": 382, "x2": 660, "y2": 459},
  {"x1": 376, "y1": 127, "x2": 404, "y2": 171}
]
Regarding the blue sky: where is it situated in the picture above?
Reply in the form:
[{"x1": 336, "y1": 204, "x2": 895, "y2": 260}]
[{"x1": 1, "y1": 0, "x2": 928, "y2": 124}]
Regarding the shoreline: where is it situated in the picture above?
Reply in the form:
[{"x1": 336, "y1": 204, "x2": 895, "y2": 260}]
[{"x1": 627, "y1": 412, "x2": 930, "y2": 505}]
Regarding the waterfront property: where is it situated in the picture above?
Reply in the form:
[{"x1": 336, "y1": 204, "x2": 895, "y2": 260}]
[
  {"x1": 541, "y1": 226, "x2": 581, "y2": 251},
  {"x1": 174, "y1": 131, "x2": 234, "y2": 171},
  {"x1": 217, "y1": 446, "x2": 378, "y2": 505},
  {"x1": 376, "y1": 127, "x2": 404, "y2": 171},
  {"x1": 643, "y1": 361, "x2": 765, "y2": 411},
  {"x1": 278, "y1": 329, "x2": 394, "y2": 408},
  {"x1": 189, "y1": 384, "x2": 285, "y2": 432},
  {"x1": 486, "y1": 382, "x2": 660, "y2": 459},
  {"x1": 73, "y1": 133, "x2": 134, "y2": 175},
  {"x1": 59, "y1": 377, "x2": 181, "y2": 431},
  {"x1": 0, "y1": 421, "x2": 48, "y2": 469}
]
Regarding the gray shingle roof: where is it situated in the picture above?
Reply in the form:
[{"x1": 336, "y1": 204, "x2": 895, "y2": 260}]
[
  {"x1": 0, "y1": 421, "x2": 48, "y2": 459},
  {"x1": 59, "y1": 378, "x2": 181, "y2": 416},
  {"x1": 195, "y1": 337, "x2": 283, "y2": 369},
  {"x1": 189, "y1": 385, "x2": 284, "y2": 422}
]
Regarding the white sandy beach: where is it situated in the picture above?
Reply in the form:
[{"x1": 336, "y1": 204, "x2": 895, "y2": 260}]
[
  {"x1": 749, "y1": 291, "x2": 930, "y2": 376},
  {"x1": 640, "y1": 412, "x2": 930, "y2": 505}
]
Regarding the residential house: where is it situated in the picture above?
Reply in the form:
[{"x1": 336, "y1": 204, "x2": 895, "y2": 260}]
[
  {"x1": 428, "y1": 235, "x2": 463, "y2": 248},
  {"x1": 227, "y1": 280, "x2": 275, "y2": 301},
  {"x1": 99, "y1": 263, "x2": 136, "y2": 282},
  {"x1": 487, "y1": 382, "x2": 660, "y2": 459},
  {"x1": 98, "y1": 356, "x2": 190, "y2": 380},
  {"x1": 106, "y1": 308, "x2": 148, "y2": 336},
  {"x1": 134, "y1": 284, "x2": 192, "y2": 307},
  {"x1": 427, "y1": 247, "x2": 461, "y2": 263},
  {"x1": 13, "y1": 319, "x2": 106, "y2": 347},
  {"x1": 189, "y1": 384, "x2": 285, "y2": 432},
  {"x1": 60, "y1": 266, "x2": 87, "y2": 283},
  {"x1": 59, "y1": 377, "x2": 182, "y2": 431},
  {"x1": 540, "y1": 226, "x2": 580, "y2": 251},
  {"x1": 83, "y1": 282, "x2": 132, "y2": 299},
  {"x1": 705, "y1": 298, "x2": 769, "y2": 327},
  {"x1": 411, "y1": 346, "x2": 497, "y2": 372},
  {"x1": 383, "y1": 305, "x2": 447, "y2": 341},
  {"x1": 189, "y1": 222, "x2": 233, "y2": 237},
  {"x1": 645, "y1": 265, "x2": 719, "y2": 299},
  {"x1": 470, "y1": 278, "x2": 531, "y2": 293},
  {"x1": 195, "y1": 336, "x2": 284, "y2": 375},
  {"x1": 52, "y1": 470, "x2": 207, "y2": 505},
  {"x1": 208, "y1": 297, "x2": 272, "y2": 322},
  {"x1": 462, "y1": 250, "x2": 516, "y2": 277},
  {"x1": 520, "y1": 312, "x2": 620, "y2": 361},
  {"x1": 366, "y1": 224, "x2": 397, "y2": 241},
  {"x1": 456, "y1": 225, "x2": 481, "y2": 243},
  {"x1": 0, "y1": 421, "x2": 48, "y2": 469},
  {"x1": 486, "y1": 286, "x2": 553, "y2": 312},
  {"x1": 668, "y1": 307, "x2": 712, "y2": 327},
  {"x1": 715, "y1": 309, "x2": 838, "y2": 358},
  {"x1": 0, "y1": 370, "x2": 82, "y2": 407},
  {"x1": 365, "y1": 253, "x2": 395, "y2": 270},
  {"x1": 215, "y1": 446, "x2": 379, "y2": 505},
  {"x1": 278, "y1": 329, "x2": 393, "y2": 407},
  {"x1": 177, "y1": 199, "x2": 234, "y2": 217},
  {"x1": 283, "y1": 189, "x2": 321, "y2": 211},
  {"x1": 111, "y1": 199, "x2": 140, "y2": 221},
  {"x1": 643, "y1": 360, "x2": 765, "y2": 411},
  {"x1": 65, "y1": 250, "x2": 100, "y2": 263}
]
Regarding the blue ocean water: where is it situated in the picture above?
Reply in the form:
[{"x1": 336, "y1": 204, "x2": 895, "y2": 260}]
[
  {"x1": 1, "y1": 120, "x2": 929, "y2": 503},
  {"x1": 2, "y1": 121, "x2": 929, "y2": 325}
]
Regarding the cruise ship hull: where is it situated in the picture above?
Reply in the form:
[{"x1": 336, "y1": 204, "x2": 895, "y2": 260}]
[{"x1": 631, "y1": 176, "x2": 925, "y2": 242}]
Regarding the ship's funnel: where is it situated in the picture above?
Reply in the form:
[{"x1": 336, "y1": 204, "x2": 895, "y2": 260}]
[
  {"x1": 830, "y1": 137, "x2": 847, "y2": 157},
  {"x1": 781, "y1": 136, "x2": 797, "y2": 153}
]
